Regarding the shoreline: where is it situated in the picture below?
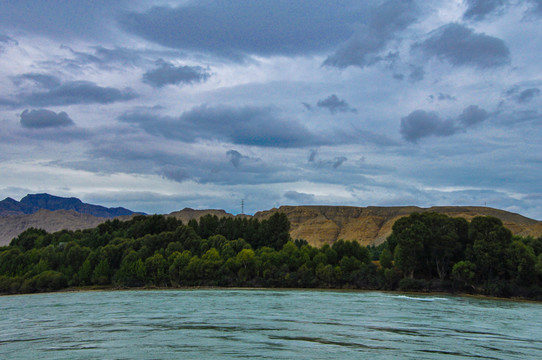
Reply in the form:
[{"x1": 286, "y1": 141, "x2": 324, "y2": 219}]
[{"x1": 2, "y1": 285, "x2": 541, "y2": 304}]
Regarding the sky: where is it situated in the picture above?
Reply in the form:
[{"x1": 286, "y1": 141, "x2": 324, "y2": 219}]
[{"x1": 1, "y1": 0, "x2": 542, "y2": 219}]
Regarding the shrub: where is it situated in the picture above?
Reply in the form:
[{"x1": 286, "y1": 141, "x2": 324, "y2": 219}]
[{"x1": 398, "y1": 277, "x2": 428, "y2": 292}]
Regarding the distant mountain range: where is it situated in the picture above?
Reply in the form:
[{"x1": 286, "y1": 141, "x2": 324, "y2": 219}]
[
  {"x1": 1, "y1": 193, "x2": 541, "y2": 247},
  {"x1": 0, "y1": 193, "x2": 140, "y2": 218}
]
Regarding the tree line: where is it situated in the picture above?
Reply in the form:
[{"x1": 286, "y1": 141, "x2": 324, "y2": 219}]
[{"x1": 1, "y1": 212, "x2": 541, "y2": 299}]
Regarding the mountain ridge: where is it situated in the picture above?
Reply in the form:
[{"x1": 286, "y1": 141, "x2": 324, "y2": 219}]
[
  {"x1": 0, "y1": 195, "x2": 541, "y2": 247},
  {"x1": 0, "y1": 193, "x2": 140, "y2": 218}
]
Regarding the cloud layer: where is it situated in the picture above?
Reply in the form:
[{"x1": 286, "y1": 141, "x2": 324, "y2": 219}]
[
  {"x1": 1, "y1": 1, "x2": 541, "y2": 219},
  {"x1": 120, "y1": 1, "x2": 361, "y2": 59}
]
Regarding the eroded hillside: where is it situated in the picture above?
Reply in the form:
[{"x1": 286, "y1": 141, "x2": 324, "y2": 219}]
[
  {"x1": 1, "y1": 205, "x2": 541, "y2": 247},
  {"x1": 254, "y1": 206, "x2": 542, "y2": 247}
]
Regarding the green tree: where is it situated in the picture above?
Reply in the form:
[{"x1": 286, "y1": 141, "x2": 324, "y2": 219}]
[
  {"x1": 145, "y1": 253, "x2": 168, "y2": 286},
  {"x1": 65, "y1": 243, "x2": 90, "y2": 271},
  {"x1": 91, "y1": 258, "x2": 111, "y2": 285},
  {"x1": 332, "y1": 240, "x2": 370, "y2": 264},
  {"x1": 168, "y1": 250, "x2": 192, "y2": 285},
  {"x1": 115, "y1": 251, "x2": 145, "y2": 287},
  {"x1": 236, "y1": 249, "x2": 255, "y2": 270},
  {"x1": 198, "y1": 215, "x2": 220, "y2": 239},
  {"x1": 379, "y1": 248, "x2": 393, "y2": 269},
  {"x1": 10, "y1": 228, "x2": 47, "y2": 251},
  {"x1": 469, "y1": 216, "x2": 512, "y2": 280},
  {"x1": 315, "y1": 263, "x2": 334, "y2": 286},
  {"x1": 393, "y1": 223, "x2": 427, "y2": 278},
  {"x1": 452, "y1": 260, "x2": 476, "y2": 290},
  {"x1": 201, "y1": 248, "x2": 223, "y2": 281},
  {"x1": 78, "y1": 259, "x2": 93, "y2": 285},
  {"x1": 257, "y1": 213, "x2": 291, "y2": 250},
  {"x1": 427, "y1": 216, "x2": 461, "y2": 280},
  {"x1": 506, "y1": 240, "x2": 537, "y2": 286}
]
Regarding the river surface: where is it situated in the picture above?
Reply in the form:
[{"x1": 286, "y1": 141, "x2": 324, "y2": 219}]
[{"x1": 1, "y1": 289, "x2": 541, "y2": 359}]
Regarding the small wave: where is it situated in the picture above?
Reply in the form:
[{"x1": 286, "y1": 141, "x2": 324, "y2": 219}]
[{"x1": 393, "y1": 295, "x2": 449, "y2": 302}]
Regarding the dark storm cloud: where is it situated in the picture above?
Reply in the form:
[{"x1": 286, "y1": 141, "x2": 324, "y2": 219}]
[
  {"x1": 457, "y1": 105, "x2": 488, "y2": 127},
  {"x1": 400, "y1": 110, "x2": 456, "y2": 143},
  {"x1": 412, "y1": 23, "x2": 510, "y2": 68},
  {"x1": 160, "y1": 165, "x2": 190, "y2": 182},
  {"x1": 316, "y1": 95, "x2": 357, "y2": 114},
  {"x1": 5, "y1": 74, "x2": 136, "y2": 108},
  {"x1": 323, "y1": 0, "x2": 419, "y2": 68},
  {"x1": 20, "y1": 109, "x2": 74, "y2": 128},
  {"x1": 23, "y1": 81, "x2": 137, "y2": 107},
  {"x1": 463, "y1": 0, "x2": 506, "y2": 21},
  {"x1": 120, "y1": 1, "x2": 361, "y2": 60},
  {"x1": 400, "y1": 105, "x2": 489, "y2": 142},
  {"x1": 284, "y1": 191, "x2": 315, "y2": 204},
  {"x1": 120, "y1": 105, "x2": 321, "y2": 148},
  {"x1": 120, "y1": 105, "x2": 396, "y2": 148},
  {"x1": 143, "y1": 60, "x2": 211, "y2": 88},
  {"x1": 307, "y1": 150, "x2": 348, "y2": 169},
  {"x1": 176, "y1": 105, "x2": 315, "y2": 147}
]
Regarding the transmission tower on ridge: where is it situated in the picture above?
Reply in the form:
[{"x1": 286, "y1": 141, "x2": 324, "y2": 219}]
[{"x1": 241, "y1": 199, "x2": 244, "y2": 214}]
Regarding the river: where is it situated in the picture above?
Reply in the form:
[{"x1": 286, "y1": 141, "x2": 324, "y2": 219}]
[{"x1": 1, "y1": 289, "x2": 541, "y2": 359}]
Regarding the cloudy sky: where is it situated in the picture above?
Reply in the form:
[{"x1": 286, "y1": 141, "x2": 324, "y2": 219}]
[{"x1": 1, "y1": 0, "x2": 542, "y2": 219}]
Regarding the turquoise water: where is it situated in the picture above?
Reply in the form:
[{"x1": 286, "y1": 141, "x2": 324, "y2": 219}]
[{"x1": 1, "y1": 290, "x2": 541, "y2": 359}]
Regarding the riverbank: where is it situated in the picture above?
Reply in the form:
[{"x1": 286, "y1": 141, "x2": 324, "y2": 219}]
[{"x1": 3, "y1": 285, "x2": 541, "y2": 304}]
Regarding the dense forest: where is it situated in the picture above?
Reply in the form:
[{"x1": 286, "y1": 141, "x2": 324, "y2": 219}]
[{"x1": 1, "y1": 212, "x2": 542, "y2": 300}]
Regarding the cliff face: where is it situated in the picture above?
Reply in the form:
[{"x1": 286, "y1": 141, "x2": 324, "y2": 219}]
[{"x1": 253, "y1": 206, "x2": 542, "y2": 247}]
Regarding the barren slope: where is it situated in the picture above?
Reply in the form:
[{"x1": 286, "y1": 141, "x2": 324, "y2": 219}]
[
  {"x1": 254, "y1": 206, "x2": 542, "y2": 247},
  {"x1": 0, "y1": 209, "x2": 111, "y2": 246}
]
